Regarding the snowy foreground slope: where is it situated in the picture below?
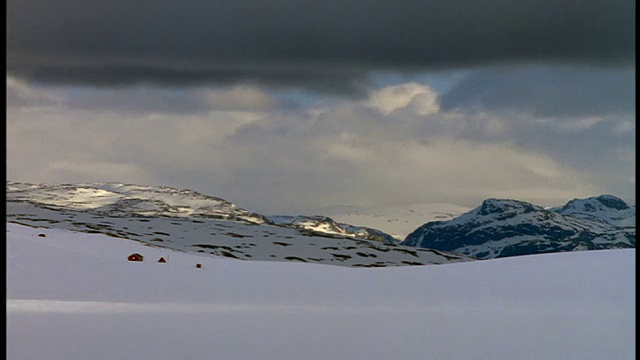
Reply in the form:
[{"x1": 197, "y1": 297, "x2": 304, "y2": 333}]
[{"x1": 7, "y1": 223, "x2": 635, "y2": 360}]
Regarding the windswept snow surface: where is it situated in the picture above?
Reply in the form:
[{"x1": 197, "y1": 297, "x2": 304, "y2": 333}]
[{"x1": 6, "y1": 223, "x2": 635, "y2": 360}]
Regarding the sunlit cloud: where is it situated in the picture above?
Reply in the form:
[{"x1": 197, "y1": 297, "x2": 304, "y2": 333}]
[
  {"x1": 366, "y1": 83, "x2": 440, "y2": 115},
  {"x1": 6, "y1": 68, "x2": 635, "y2": 213}
]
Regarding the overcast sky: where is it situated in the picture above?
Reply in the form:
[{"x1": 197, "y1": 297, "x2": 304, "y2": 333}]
[{"x1": 7, "y1": 0, "x2": 635, "y2": 214}]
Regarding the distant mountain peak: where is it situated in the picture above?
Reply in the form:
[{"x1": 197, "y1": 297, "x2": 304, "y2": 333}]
[
  {"x1": 563, "y1": 195, "x2": 630, "y2": 211},
  {"x1": 477, "y1": 198, "x2": 539, "y2": 216},
  {"x1": 403, "y1": 195, "x2": 635, "y2": 259},
  {"x1": 267, "y1": 214, "x2": 398, "y2": 244}
]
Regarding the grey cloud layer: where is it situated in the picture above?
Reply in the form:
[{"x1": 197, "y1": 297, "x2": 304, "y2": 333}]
[
  {"x1": 8, "y1": 0, "x2": 634, "y2": 89},
  {"x1": 441, "y1": 65, "x2": 635, "y2": 116},
  {"x1": 6, "y1": 73, "x2": 634, "y2": 213}
]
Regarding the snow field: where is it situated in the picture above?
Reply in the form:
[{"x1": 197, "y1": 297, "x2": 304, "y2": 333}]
[{"x1": 6, "y1": 223, "x2": 636, "y2": 360}]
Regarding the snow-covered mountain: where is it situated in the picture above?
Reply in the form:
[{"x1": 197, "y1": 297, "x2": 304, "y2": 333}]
[
  {"x1": 6, "y1": 181, "x2": 401, "y2": 241},
  {"x1": 268, "y1": 215, "x2": 399, "y2": 244},
  {"x1": 549, "y1": 195, "x2": 636, "y2": 227},
  {"x1": 402, "y1": 196, "x2": 635, "y2": 259},
  {"x1": 6, "y1": 181, "x2": 270, "y2": 224},
  {"x1": 6, "y1": 181, "x2": 473, "y2": 267}
]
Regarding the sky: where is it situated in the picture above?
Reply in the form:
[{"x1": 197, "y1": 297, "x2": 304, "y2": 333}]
[
  {"x1": 7, "y1": 223, "x2": 636, "y2": 359},
  {"x1": 6, "y1": 0, "x2": 635, "y2": 214}
]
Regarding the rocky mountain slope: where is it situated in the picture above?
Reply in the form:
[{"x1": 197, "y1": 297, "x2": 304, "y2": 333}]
[
  {"x1": 268, "y1": 215, "x2": 399, "y2": 244},
  {"x1": 6, "y1": 182, "x2": 401, "y2": 242},
  {"x1": 402, "y1": 196, "x2": 635, "y2": 259},
  {"x1": 6, "y1": 181, "x2": 270, "y2": 224},
  {"x1": 550, "y1": 195, "x2": 636, "y2": 227},
  {"x1": 6, "y1": 181, "x2": 473, "y2": 267}
]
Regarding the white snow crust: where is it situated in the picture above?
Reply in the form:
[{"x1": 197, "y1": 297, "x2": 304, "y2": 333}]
[{"x1": 6, "y1": 223, "x2": 635, "y2": 360}]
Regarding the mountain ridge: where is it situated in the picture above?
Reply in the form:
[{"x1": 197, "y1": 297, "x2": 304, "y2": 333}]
[
  {"x1": 6, "y1": 181, "x2": 473, "y2": 267},
  {"x1": 7, "y1": 181, "x2": 634, "y2": 262},
  {"x1": 402, "y1": 196, "x2": 635, "y2": 259}
]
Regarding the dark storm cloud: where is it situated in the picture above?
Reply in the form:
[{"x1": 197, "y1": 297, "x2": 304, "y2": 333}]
[
  {"x1": 7, "y1": 0, "x2": 634, "y2": 89},
  {"x1": 440, "y1": 65, "x2": 636, "y2": 116},
  {"x1": 9, "y1": 63, "x2": 370, "y2": 96}
]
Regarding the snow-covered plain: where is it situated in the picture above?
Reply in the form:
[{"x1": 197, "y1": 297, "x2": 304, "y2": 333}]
[{"x1": 6, "y1": 223, "x2": 635, "y2": 360}]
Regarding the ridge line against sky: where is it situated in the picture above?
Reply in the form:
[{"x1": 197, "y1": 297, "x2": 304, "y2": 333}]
[{"x1": 6, "y1": 0, "x2": 635, "y2": 214}]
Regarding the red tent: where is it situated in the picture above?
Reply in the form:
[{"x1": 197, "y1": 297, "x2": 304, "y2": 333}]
[{"x1": 128, "y1": 253, "x2": 143, "y2": 262}]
